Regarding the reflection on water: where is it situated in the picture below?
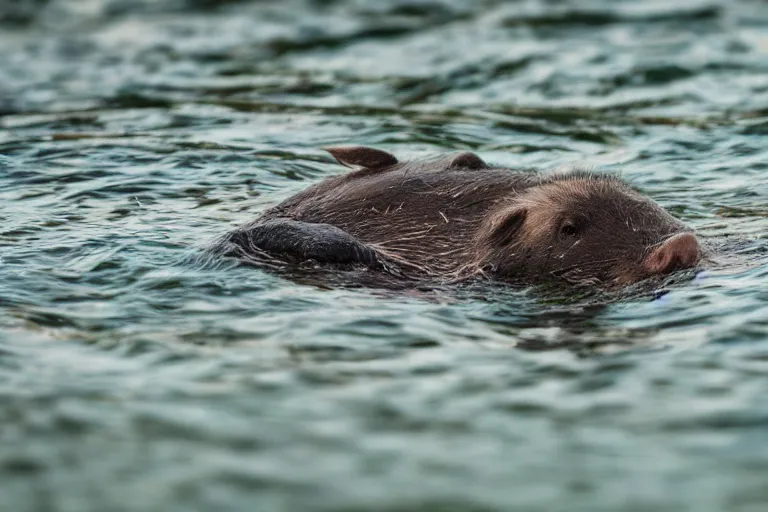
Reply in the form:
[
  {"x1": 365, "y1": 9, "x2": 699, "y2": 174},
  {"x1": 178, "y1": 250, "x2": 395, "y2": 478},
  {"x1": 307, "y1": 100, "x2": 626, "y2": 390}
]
[{"x1": 2, "y1": 0, "x2": 768, "y2": 510}]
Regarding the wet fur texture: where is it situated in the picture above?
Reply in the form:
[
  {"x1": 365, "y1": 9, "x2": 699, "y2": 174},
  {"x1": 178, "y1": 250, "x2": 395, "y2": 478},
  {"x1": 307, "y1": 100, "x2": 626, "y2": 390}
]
[{"x1": 215, "y1": 149, "x2": 695, "y2": 289}]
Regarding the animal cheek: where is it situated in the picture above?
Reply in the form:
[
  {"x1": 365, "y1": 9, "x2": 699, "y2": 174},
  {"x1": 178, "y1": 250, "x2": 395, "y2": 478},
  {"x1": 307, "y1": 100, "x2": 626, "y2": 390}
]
[{"x1": 612, "y1": 271, "x2": 643, "y2": 288}]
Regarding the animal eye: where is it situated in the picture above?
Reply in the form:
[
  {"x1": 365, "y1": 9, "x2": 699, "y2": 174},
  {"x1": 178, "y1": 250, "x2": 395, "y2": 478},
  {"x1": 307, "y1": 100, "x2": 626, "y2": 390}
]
[{"x1": 560, "y1": 223, "x2": 579, "y2": 238}]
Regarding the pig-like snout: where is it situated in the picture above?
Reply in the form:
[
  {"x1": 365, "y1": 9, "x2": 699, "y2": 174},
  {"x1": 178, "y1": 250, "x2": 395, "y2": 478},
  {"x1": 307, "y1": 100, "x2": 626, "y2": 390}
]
[{"x1": 645, "y1": 232, "x2": 701, "y2": 275}]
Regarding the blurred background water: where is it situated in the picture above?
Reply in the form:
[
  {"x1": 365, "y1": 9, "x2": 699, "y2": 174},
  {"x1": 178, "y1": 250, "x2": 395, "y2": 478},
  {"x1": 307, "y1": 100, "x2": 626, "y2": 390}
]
[{"x1": 2, "y1": 0, "x2": 768, "y2": 510}]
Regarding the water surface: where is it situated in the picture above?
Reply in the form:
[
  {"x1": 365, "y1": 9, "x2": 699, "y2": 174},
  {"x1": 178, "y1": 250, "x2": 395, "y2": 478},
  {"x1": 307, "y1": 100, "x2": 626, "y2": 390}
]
[{"x1": 2, "y1": 0, "x2": 768, "y2": 510}]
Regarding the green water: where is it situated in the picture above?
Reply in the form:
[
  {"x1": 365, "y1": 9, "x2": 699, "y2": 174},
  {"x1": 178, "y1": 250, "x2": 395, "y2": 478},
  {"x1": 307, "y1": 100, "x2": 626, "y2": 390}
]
[{"x1": 2, "y1": 0, "x2": 768, "y2": 510}]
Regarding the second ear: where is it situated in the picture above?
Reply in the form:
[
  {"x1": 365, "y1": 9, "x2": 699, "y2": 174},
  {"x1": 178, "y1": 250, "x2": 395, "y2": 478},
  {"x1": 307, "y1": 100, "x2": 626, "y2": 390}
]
[{"x1": 488, "y1": 206, "x2": 527, "y2": 246}]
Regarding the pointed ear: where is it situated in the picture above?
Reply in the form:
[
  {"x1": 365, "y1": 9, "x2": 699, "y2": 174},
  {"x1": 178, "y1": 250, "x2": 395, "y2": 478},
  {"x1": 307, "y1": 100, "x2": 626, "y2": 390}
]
[
  {"x1": 486, "y1": 206, "x2": 527, "y2": 246},
  {"x1": 448, "y1": 151, "x2": 488, "y2": 170},
  {"x1": 324, "y1": 146, "x2": 398, "y2": 169}
]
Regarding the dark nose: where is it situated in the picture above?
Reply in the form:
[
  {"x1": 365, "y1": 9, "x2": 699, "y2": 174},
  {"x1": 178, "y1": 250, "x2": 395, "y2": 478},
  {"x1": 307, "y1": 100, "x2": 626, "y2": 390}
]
[{"x1": 645, "y1": 232, "x2": 701, "y2": 275}]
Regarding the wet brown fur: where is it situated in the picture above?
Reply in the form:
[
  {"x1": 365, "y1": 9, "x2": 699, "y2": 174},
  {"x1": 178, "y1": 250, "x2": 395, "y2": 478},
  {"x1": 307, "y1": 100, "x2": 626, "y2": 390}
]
[{"x1": 236, "y1": 149, "x2": 696, "y2": 288}]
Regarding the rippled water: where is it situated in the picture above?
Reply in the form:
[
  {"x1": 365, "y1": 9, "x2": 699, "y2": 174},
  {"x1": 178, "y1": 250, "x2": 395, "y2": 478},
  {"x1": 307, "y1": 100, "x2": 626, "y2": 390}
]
[{"x1": 2, "y1": 0, "x2": 768, "y2": 510}]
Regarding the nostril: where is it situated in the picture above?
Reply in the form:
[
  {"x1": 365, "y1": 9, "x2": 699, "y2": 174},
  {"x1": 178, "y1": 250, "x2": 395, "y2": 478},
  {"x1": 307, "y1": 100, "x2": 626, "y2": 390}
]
[{"x1": 645, "y1": 232, "x2": 700, "y2": 275}]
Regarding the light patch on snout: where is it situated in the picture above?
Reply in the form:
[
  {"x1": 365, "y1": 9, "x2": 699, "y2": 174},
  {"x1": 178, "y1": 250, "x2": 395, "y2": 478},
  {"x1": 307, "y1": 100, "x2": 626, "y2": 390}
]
[{"x1": 558, "y1": 239, "x2": 581, "y2": 259}]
